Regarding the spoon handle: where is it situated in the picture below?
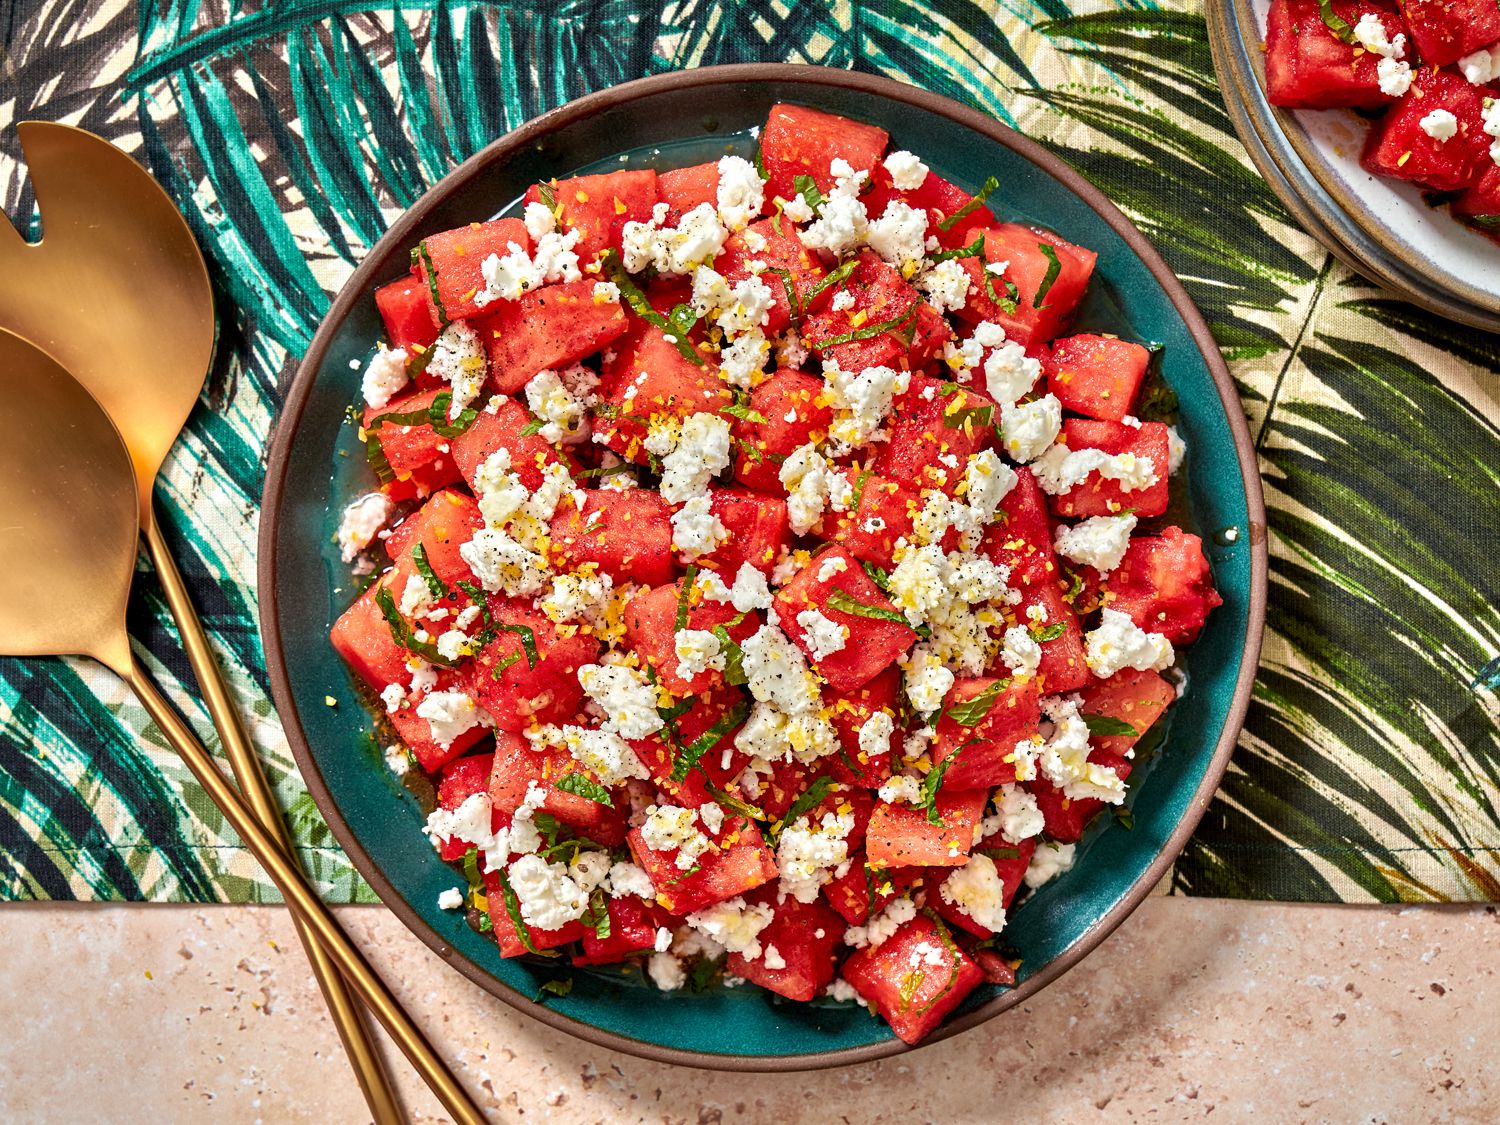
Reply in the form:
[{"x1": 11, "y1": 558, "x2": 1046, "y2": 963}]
[
  {"x1": 123, "y1": 657, "x2": 489, "y2": 1125},
  {"x1": 143, "y1": 518, "x2": 407, "y2": 1125}
]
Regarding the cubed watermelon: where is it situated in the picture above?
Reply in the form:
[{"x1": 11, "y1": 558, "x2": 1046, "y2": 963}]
[
  {"x1": 694, "y1": 488, "x2": 792, "y2": 577},
  {"x1": 363, "y1": 386, "x2": 466, "y2": 500},
  {"x1": 930, "y1": 676, "x2": 1043, "y2": 790},
  {"x1": 874, "y1": 375, "x2": 998, "y2": 496},
  {"x1": 1077, "y1": 668, "x2": 1176, "y2": 756},
  {"x1": 726, "y1": 891, "x2": 844, "y2": 1001},
  {"x1": 524, "y1": 169, "x2": 659, "y2": 262},
  {"x1": 717, "y1": 217, "x2": 829, "y2": 334},
  {"x1": 375, "y1": 275, "x2": 441, "y2": 352},
  {"x1": 1048, "y1": 419, "x2": 1171, "y2": 519},
  {"x1": 461, "y1": 602, "x2": 599, "y2": 731},
  {"x1": 627, "y1": 815, "x2": 777, "y2": 915},
  {"x1": 622, "y1": 578, "x2": 760, "y2": 696},
  {"x1": 488, "y1": 730, "x2": 628, "y2": 845},
  {"x1": 1266, "y1": 0, "x2": 1413, "y2": 110},
  {"x1": 1104, "y1": 525, "x2": 1223, "y2": 645},
  {"x1": 449, "y1": 396, "x2": 566, "y2": 493},
  {"x1": 1362, "y1": 69, "x2": 1491, "y2": 193},
  {"x1": 476, "y1": 279, "x2": 629, "y2": 394},
  {"x1": 549, "y1": 489, "x2": 677, "y2": 587},
  {"x1": 957, "y1": 224, "x2": 1096, "y2": 347},
  {"x1": 840, "y1": 913, "x2": 985, "y2": 1044},
  {"x1": 802, "y1": 252, "x2": 951, "y2": 372},
  {"x1": 759, "y1": 103, "x2": 889, "y2": 206},
  {"x1": 415, "y1": 218, "x2": 531, "y2": 323},
  {"x1": 1045, "y1": 334, "x2": 1152, "y2": 423},
  {"x1": 1398, "y1": 0, "x2": 1500, "y2": 66},
  {"x1": 731, "y1": 368, "x2": 833, "y2": 494},
  {"x1": 865, "y1": 788, "x2": 987, "y2": 868},
  {"x1": 824, "y1": 665, "x2": 901, "y2": 788}
]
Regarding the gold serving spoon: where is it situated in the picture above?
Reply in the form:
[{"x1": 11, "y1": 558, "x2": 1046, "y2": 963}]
[
  {"x1": 0, "y1": 121, "x2": 406, "y2": 1123},
  {"x1": 0, "y1": 329, "x2": 486, "y2": 1125}
]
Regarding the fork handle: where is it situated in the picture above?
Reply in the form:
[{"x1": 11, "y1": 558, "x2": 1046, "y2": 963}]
[
  {"x1": 121, "y1": 656, "x2": 488, "y2": 1125},
  {"x1": 143, "y1": 516, "x2": 406, "y2": 1125}
]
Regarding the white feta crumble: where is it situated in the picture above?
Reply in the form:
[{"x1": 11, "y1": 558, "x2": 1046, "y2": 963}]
[
  {"x1": 1420, "y1": 109, "x2": 1459, "y2": 143},
  {"x1": 799, "y1": 164, "x2": 870, "y2": 255},
  {"x1": 917, "y1": 257, "x2": 973, "y2": 313},
  {"x1": 940, "y1": 854, "x2": 1008, "y2": 933},
  {"x1": 675, "y1": 627, "x2": 725, "y2": 679},
  {"x1": 415, "y1": 690, "x2": 489, "y2": 750},
  {"x1": 729, "y1": 563, "x2": 773, "y2": 612},
  {"x1": 1459, "y1": 43, "x2": 1500, "y2": 86},
  {"x1": 507, "y1": 854, "x2": 588, "y2": 930},
  {"x1": 1167, "y1": 425, "x2": 1187, "y2": 475},
  {"x1": 902, "y1": 642, "x2": 955, "y2": 715},
  {"x1": 983, "y1": 337, "x2": 1043, "y2": 405},
  {"x1": 823, "y1": 363, "x2": 911, "y2": 454},
  {"x1": 423, "y1": 792, "x2": 494, "y2": 854},
  {"x1": 999, "y1": 624, "x2": 1042, "y2": 678},
  {"x1": 540, "y1": 570, "x2": 614, "y2": 628},
  {"x1": 1054, "y1": 513, "x2": 1138, "y2": 574},
  {"x1": 1353, "y1": 12, "x2": 1405, "y2": 60},
  {"x1": 425, "y1": 321, "x2": 488, "y2": 418},
  {"x1": 1032, "y1": 442, "x2": 1159, "y2": 496},
  {"x1": 1024, "y1": 842, "x2": 1076, "y2": 888},
  {"x1": 831, "y1": 288, "x2": 856, "y2": 313},
  {"x1": 1484, "y1": 97, "x2": 1500, "y2": 165},
  {"x1": 795, "y1": 608, "x2": 848, "y2": 661},
  {"x1": 719, "y1": 328, "x2": 771, "y2": 389},
  {"x1": 843, "y1": 896, "x2": 917, "y2": 949},
  {"x1": 686, "y1": 896, "x2": 775, "y2": 958},
  {"x1": 658, "y1": 412, "x2": 733, "y2": 504},
  {"x1": 1085, "y1": 608, "x2": 1175, "y2": 678},
  {"x1": 578, "y1": 663, "x2": 665, "y2": 739},
  {"x1": 671, "y1": 493, "x2": 730, "y2": 557},
  {"x1": 459, "y1": 526, "x2": 547, "y2": 597},
  {"x1": 361, "y1": 346, "x2": 409, "y2": 410},
  {"x1": 762, "y1": 945, "x2": 787, "y2": 970},
  {"x1": 336, "y1": 492, "x2": 393, "y2": 563},
  {"x1": 1377, "y1": 56, "x2": 1412, "y2": 98},
  {"x1": 1036, "y1": 696, "x2": 1126, "y2": 805},
  {"x1": 866, "y1": 200, "x2": 929, "y2": 274},
  {"x1": 716, "y1": 154, "x2": 765, "y2": 229},
  {"x1": 642, "y1": 804, "x2": 714, "y2": 870},
  {"x1": 877, "y1": 774, "x2": 924, "y2": 805},
  {"x1": 622, "y1": 202, "x2": 729, "y2": 275},
  {"x1": 883, "y1": 150, "x2": 929, "y2": 191},
  {"x1": 648, "y1": 951, "x2": 686, "y2": 990},
  {"x1": 476, "y1": 240, "x2": 542, "y2": 305},
  {"x1": 999, "y1": 394, "x2": 1063, "y2": 463},
  {"x1": 557, "y1": 725, "x2": 649, "y2": 786},
  {"x1": 606, "y1": 861, "x2": 655, "y2": 900},
  {"x1": 530, "y1": 226, "x2": 584, "y2": 285},
  {"x1": 523, "y1": 200, "x2": 555, "y2": 239},
  {"x1": 995, "y1": 784, "x2": 1045, "y2": 844},
  {"x1": 437, "y1": 887, "x2": 465, "y2": 911},
  {"x1": 777, "y1": 810, "x2": 855, "y2": 903},
  {"x1": 779, "y1": 444, "x2": 844, "y2": 534},
  {"x1": 817, "y1": 555, "x2": 849, "y2": 583},
  {"x1": 524, "y1": 365, "x2": 598, "y2": 444}
]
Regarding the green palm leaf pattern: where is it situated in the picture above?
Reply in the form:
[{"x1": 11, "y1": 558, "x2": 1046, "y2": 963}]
[{"x1": 0, "y1": 0, "x2": 1495, "y2": 903}]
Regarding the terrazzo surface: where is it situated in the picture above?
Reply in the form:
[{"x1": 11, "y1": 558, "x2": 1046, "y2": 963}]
[{"x1": 0, "y1": 898, "x2": 1493, "y2": 1122}]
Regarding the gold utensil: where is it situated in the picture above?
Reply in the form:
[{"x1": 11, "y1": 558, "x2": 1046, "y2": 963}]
[
  {"x1": 0, "y1": 329, "x2": 487, "y2": 1125},
  {"x1": 0, "y1": 121, "x2": 409, "y2": 1123}
]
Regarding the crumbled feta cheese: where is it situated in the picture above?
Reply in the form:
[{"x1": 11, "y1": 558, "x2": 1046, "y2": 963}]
[
  {"x1": 999, "y1": 395, "x2": 1063, "y2": 463},
  {"x1": 1420, "y1": 109, "x2": 1459, "y2": 143},
  {"x1": 336, "y1": 492, "x2": 393, "y2": 563},
  {"x1": 540, "y1": 570, "x2": 615, "y2": 628},
  {"x1": 823, "y1": 363, "x2": 910, "y2": 454},
  {"x1": 671, "y1": 493, "x2": 730, "y2": 557},
  {"x1": 902, "y1": 642, "x2": 955, "y2": 714},
  {"x1": 1036, "y1": 696, "x2": 1126, "y2": 804},
  {"x1": 606, "y1": 861, "x2": 655, "y2": 899},
  {"x1": 795, "y1": 607, "x2": 847, "y2": 661},
  {"x1": 383, "y1": 743, "x2": 411, "y2": 778},
  {"x1": 648, "y1": 951, "x2": 685, "y2": 990},
  {"x1": 866, "y1": 200, "x2": 929, "y2": 274},
  {"x1": 799, "y1": 165, "x2": 870, "y2": 254},
  {"x1": 523, "y1": 200, "x2": 555, "y2": 240},
  {"x1": 831, "y1": 289, "x2": 856, "y2": 313},
  {"x1": 1032, "y1": 442, "x2": 1160, "y2": 496},
  {"x1": 1024, "y1": 842, "x2": 1076, "y2": 888},
  {"x1": 983, "y1": 337, "x2": 1043, "y2": 405},
  {"x1": 415, "y1": 690, "x2": 489, "y2": 749},
  {"x1": 524, "y1": 365, "x2": 598, "y2": 444},
  {"x1": 779, "y1": 444, "x2": 843, "y2": 534},
  {"x1": 437, "y1": 887, "x2": 465, "y2": 911},
  {"x1": 917, "y1": 258, "x2": 973, "y2": 313},
  {"x1": 1167, "y1": 425, "x2": 1187, "y2": 475},
  {"x1": 1459, "y1": 43, "x2": 1500, "y2": 86},
  {"x1": 1377, "y1": 56, "x2": 1412, "y2": 98},
  {"x1": 1353, "y1": 12, "x2": 1405, "y2": 60},
  {"x1": 1054, "y1": 513, "x2": 1138, "y2": 574},
  {"x1": 508, "y1": 853, "x2": 588, "y2": 930},
  {"x1": 687, "y1": 896, "x2": 775, "y2": 958},
  {"x1": 741, "y1": 624, "x2": 823, "y2": 714},
  {"x1": 530, "y1": 227, "x2": 583, "y2": 285},
  {"x1": 592, "y1": 280, "x2": 621, "y2": 304},
  {"x1": 642, "y1": 804, "x2": 713, "y2": 870},
  {"x1": 762, "y1": 945, "x2": 787, "y2": 970},
  {"x1": 476, "y1": 240, "x2": 542, "y2": 305},
  {"x1": 675, "y1": 627, "x2": 725, "y2": 679},
  {"x1": 843, "y1": 896, "x2": 917, "y2": 949},
  {"x1": 1085, "y1": 608, "x2": 1174, "y2": 678},
  {"x1": 883, "y1": 150, "x2": 929, "y2": 191},
  {"x1": 1484, "y1": 98, "x2": 1500, "y2": 165},
  {"x1": 940, "y1": 854, "x2": 1008, "y2": 933},
  {"x1": 995, "y1": 784, "x2": 1045, "y2": 844},
  {"x1": 578, "y1": 664, "x2": 664, "y2": 739},
  {"x1": 719, "y1": 328, "x2": 771, "y2": 389},
  {"x1": 659, "y1": 412, "x2": 733, "y2": 504},
  {"x1": 963, "y1": 450, "x2": 1018, "y2": 526},
  {"x1": 459, "y1": 526, "x2": 547, "y2": 597},
  {"x1": 858, "y1": 710, "x2": 896, "y2": 763},
  {"x1": 776, "y1": 810, "x2": 854, "y2": 902},
  {"x1": 716, "y1": 155, "x2": 765, "y2": 230},
  {"x1": 361, "y1": 346, "x2": 409, "y2": 409},
  {"x1": 425, "y1": 321, "x2": 487, "y2": 418},
  {"x1": 622, "y1": 202, "x2": 729, "y2": 275},
  {"x1": 729, "y1": 563, "x2": 773, "y2": 612},
  {"x1": 817, "y1": 555, "x2": 849, "y2": 583},
  {"x1": 423, "y1": 792, "x2": 494, "y2": 854},
  {"x1": 692, "y1": 266, "x2": 776, "y2": 335},
  {"x1": 826, "y1": 978, "x2": 865, "y2": 1004},
  {"x1": 999, "y1": 624, "x2": 1042, "y2": 678},
  {"x1": 557, "y1": 725, "x2": 649, "y2": 786},
  {"x1": 878, "y1": 774, "x2": 923, "y2": 805}
]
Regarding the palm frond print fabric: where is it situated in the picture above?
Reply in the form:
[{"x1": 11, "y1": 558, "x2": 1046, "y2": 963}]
[{"x1": 0, "y1": 0, "x2": 1496, "y2": 903}]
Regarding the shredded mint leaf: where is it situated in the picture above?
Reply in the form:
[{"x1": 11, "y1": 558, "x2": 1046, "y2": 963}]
[
  {"x1": 1033, "y1": 244, "x2": 1063, "y2": 310},
  {"x1": 536, "y1": 978, "x2": 574, "y2": 1001},
  {"x1": 601, "y1": 250, "x2": 706, "y2": 366},
  {"x1": 928, "y1": 232, "x2": 986, "y2": 264},
  {"x1": 1029, "y1": 621, "x2": 1068, "y2": 644},
  {"x1": 582, "y1": 886, "x2": 611, "y2": 940},
  {"x1": 670, "y1": 697, "x2": 752, "y2": 781},
  {"x1": 804, "y1": 257, "x2": 859, "y2": 306},
  {"x1": 943, "y1": 404, "x2": 994, "y2": 431},
  {"x1": 1114, "y1": 805, "x2": 1136, "y2": 830},
  {"x1": 674, "y1": 566, "x2": 699, "y2": 632},
  {"x1": 416, "y1": 241, "x2": 448, "y2": 324},
  {"x1": 519, "y1": 416, "x2": 548, "y2": 437},
  {"x1": 827, "y1": 588, "x2": 919, "y2": 633},
  {"x1": 1316, "y1": 0, "x2": 1358, "y2": 42},
  {"x1": 792, "y1": 173, "x2": 824, "y2": 214},
  {"x1": 860, "y1": 560, "x2": 891, "y2": 592},
  {"x1": 364, "y1": 390, "x2": 478, "y2": 440},
  {"x1": 723, "y1": 399, "x2": 767, "y2": 424},
  {"x1": 771, "y1": 775, "x2": 837, "y2": 843},
  {"x1": 555, "y1": 772, "x2": 614, "y2": 806},
  {"x1": 753, "y1": 148, "x2": 768, "y2": 182},
  {"x1": 917, "y1": 741, "x2": 974, "y2": 825},
  {"x1": 537, "y1": 180, "x2": 558, "y2": 213},
  {"x1": 943, "y1": 679, "x2": 1011, "y2": 727},
  {"x1": 489, "y1": 650, "x2": 522, "y2": 680},
  {"x1": 411, "y1": 542, "x2": 448, "y2": 601},
  {"x1": 936, "y1": 175, "x2": 999, "y2": 232},
  {"x1": 711, "y1": 623, "x2": 749, "y2": 686},
  {"x1": 373, "y1": 586, "x2": 461, "y2": 667},
  {"x1": 1083, "y1": 714, "x2": 1140, "y2": 738}
]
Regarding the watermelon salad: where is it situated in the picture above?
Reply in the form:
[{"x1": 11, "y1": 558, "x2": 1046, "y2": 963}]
[
  {"x1": 330, "y1": 103, "x2": 1223, "y2": 1046},
  {"x1": 1265, "y1": 0, "x2": 1500, "y2": 239}
]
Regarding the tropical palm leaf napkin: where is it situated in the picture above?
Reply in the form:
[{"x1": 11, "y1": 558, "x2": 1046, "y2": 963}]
[{"x1": 0, "y1": 0, "x2": 1495, "y2": 903}]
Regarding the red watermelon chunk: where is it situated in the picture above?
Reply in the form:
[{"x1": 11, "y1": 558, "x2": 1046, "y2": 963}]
[
  {"x1": 865, "y1": 788, "x2": 987, "y2": 868},
  {"x1": 460, "y1": 601, "x2": 599, "y2": 732},
  {"x1": 759, "y1": 103, "x2": 889, "y2": 206},
  {"x1": 861, "y1": 165, "x2": 999, "y2": 250},
  {"x1": 449, "y1": 396, "x2": 566, "y2": 493},
  {"x1": 694, "y1": 488, "x2": 792, "y2": 577},
  {"x1": 1104, "y1": 525, "x2": 1223, "y2": 645},
  {"x1": 1077, "y1": 668, "x2": 1176, "y2": 756},
  {"x1": 477, "y1": 279, "x2": 628, "y2": 393},
  {"x1": 1453, "y1": 164, "x2": 1500, "y2": 240},
  {"x1": 363, "y1": 386, "x2": 465, "y2": 500},
  {"x1": 375, "y1": 275, "x2": 441, "y2": 352},
  {"x1": 622, "y1": 577, "x2": 760, "y2": 696},
  {"x1": 416, "y1": 218, "x2": 531, "y2": 323},
  {"x1": 717, "y1": 217, "x2": 829, "y2": 334},
  {"x1": 1045, "y1": 334, "x2": 1152, "y2": 423},
  {"x1": 815, "y1": 468, "x2": 924, "y2": 570},
  {"x1": 1003, "y1": 577, "x2": 1090, "y2": 694},
  {"x1": 657, "y1": 161, "x2": 722, "y2": 223},
  {"x1": 773, "y1": 548, "x2": 919, "y2": 693},
  {"x1": 824, "y1": 665, "x2": 901, "y2": 788},
  {"x1": 595, "y1": 322, "x2": 732, "y2": 463},
  {"x1": 524, "y1": 169, "x2": 659, "y2": 262},
  {"x1": 824, "y1": 860, "x2": 924, "y2": 927},
  {"x1": 431, "y1": 753, "x2": 498, "y2": 861},
  {"x1": 726, "y1": 891, "x2": 845, "y2": 1001},
  {"x1": 330, "y1": 575, "x2": 418, "y2": 693},
  {"x1": 977, "y1": 467, "x2": 1060, "y2": 593},
  {"x1": 930, "y1": 676, "x2": 1043, "y2": 790},
  {"x1": 483, "y1": 867, "x2": 590, "y2": 958},
  {"x1": 574, "y1": 894, "x2": 667, "y2": 965},
  {"x1": 1398, "y1": 0, "x2": 1500, "y2": 66},
  {"x1": 626, "y1": 815, "x2": 777, "y2": 915},
  {"x1": 731, "y1": 368, "x2": 833, "y2": 494},
  {"x1": 548, "y1": 489, "x2": 677, "y2": 587},
  {"x1": 801, "y1": 251, "x2": 951, "y2": 373},
  {"x1": 1362, "y1": 69, "x2": 1491, "y2": 193},
  {"x1": 957, "y1": 224, "x2": 1095, "y2": 347},
  {"x1": 487, "y1": 730, "x2": 628, "y2": 845},
  {"x1": 1048, "y1": 418, "x2": 1171, "y2": 519},
  {"x1": 1265, "y1": 0, "x2": 1412, "y2": 110},
  {"x1": 840, "y1": 913, "x2": 985, "y2": 1044},
  {"x1": 874, "y1": 375, "x2": 998, "y2": 496}
]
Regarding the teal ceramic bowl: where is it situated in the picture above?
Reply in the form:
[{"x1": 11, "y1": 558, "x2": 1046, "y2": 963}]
[{"x1": 260, "y1": 64, "x2": 1267, "y2": 1070}]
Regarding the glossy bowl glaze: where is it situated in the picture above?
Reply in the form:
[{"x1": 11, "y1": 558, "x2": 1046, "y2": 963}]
[
  {"x1": 260, "y1": 64, "x2": 1267, "y2": 1070},
  {"x1": 1208, "y1": 1, "x2": 1500, "y2": 332}
]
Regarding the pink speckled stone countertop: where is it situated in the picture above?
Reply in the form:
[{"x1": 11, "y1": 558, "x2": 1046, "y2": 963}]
[{"x1": 0, "y1": 898, "x2": 1494, "y2": 1122}]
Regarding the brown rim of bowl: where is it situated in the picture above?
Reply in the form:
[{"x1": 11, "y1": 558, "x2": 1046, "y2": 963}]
[
  {"x1": 1207, "y1": 3, "x2": 1500, "y2": 330},
  {"x1": 259, "y1": 62, "x2": 1269, "y2": 1073}
]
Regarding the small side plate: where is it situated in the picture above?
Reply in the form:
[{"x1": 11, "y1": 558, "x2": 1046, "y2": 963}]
[{"x1": 1209, "y1": 0, "x2": 1500, "y2": 331}]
